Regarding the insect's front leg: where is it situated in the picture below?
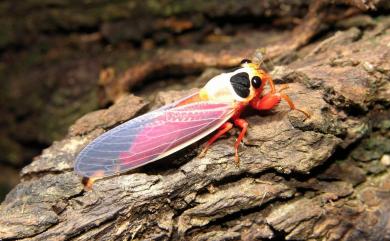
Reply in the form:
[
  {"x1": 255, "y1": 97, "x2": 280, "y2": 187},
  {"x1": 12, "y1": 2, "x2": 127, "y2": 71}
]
[{"x1": 250, "y1": 84, "x2": 310, "y2": 118}]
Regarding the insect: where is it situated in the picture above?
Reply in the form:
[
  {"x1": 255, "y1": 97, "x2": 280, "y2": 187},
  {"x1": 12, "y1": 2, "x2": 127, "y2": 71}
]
[{"x1": 74, "y1": 59, "x2": 309, "y2": 179}]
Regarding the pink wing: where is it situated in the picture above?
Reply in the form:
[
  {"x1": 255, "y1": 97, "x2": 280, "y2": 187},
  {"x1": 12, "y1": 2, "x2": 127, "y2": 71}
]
[{"x1": 74, "y1": 97, "x2": 235, "y2": 177}]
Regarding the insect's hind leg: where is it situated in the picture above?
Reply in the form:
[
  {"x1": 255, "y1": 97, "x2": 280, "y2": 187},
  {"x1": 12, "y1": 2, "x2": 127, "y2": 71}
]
[{"x1": 199, "y1": 122, "x2": 233, "y2": 158}]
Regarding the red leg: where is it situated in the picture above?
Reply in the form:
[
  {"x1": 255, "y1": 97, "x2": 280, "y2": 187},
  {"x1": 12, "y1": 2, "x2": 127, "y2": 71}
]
[
  {"x1": 279, "y1": 92, "x2": 310, "y2": 118},
  {"x1": 250, "y1": 85, "x2": 310, "y2": 118},
  {"x1": 233, "y1": 118, "x2": 248, "y2": 166},
  {"x1": 250, "y1": 92, "x2": 281, "y2": 110},
  {"x1": 199, "y1": 122, "x2": 233, "y2": 157}
]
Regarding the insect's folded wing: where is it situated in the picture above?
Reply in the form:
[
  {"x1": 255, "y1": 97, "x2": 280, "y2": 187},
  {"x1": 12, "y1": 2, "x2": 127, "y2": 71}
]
[{"x1": 74, "y1": 101, "x2": 235, "y2": 177}]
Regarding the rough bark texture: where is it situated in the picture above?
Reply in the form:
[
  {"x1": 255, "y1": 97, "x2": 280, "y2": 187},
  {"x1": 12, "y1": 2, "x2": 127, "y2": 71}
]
[
  {"x1": 0, "y1": 0, "x2": 313, "y2": 180},
  {"x1": 1, "y1": 1, "x2": 390, "y2": 241}
]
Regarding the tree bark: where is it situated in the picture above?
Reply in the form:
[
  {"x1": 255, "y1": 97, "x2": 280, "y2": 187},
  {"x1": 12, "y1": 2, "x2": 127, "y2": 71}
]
[{"x1": 1, "y1": 2, "x2": 390, "y2": 241}]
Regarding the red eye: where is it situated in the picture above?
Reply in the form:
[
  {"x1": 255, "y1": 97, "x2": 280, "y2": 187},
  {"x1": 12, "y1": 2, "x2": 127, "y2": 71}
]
[{"x1": 251, "y1": 76, "x2": 261, "y2": 88}]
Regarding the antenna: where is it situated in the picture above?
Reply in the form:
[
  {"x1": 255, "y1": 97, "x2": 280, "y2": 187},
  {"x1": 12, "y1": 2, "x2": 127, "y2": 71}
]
[{"x1": 251, "y1": 48, "x2": 277, "y2": 72}]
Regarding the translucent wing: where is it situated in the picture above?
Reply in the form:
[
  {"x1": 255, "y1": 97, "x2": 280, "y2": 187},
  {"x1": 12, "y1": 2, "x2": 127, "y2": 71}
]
[{"x1": 74, "y1": 97, "x2": 235, "y2": 177}]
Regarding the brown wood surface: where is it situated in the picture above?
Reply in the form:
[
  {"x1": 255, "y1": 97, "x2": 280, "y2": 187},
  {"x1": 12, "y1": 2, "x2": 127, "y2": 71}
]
[{"x1": 0, "y1": 0, "x2": 389, "y2": 240}]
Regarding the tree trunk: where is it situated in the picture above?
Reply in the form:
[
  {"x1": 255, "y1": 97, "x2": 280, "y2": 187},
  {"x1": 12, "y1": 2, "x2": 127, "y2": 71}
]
[{"x1": 1, "y1": 1, "x2": 389, "y2": 241}]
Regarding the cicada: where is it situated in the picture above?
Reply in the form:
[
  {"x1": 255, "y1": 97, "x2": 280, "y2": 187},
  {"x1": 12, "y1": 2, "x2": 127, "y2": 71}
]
[{"x1": 74, "y1": 59, "x2": 309, "y2": 179}]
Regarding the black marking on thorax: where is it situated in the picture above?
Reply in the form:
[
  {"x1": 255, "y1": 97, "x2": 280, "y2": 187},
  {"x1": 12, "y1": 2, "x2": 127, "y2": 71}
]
[{"x1": 230, "y1": 72, "x2": 250, "y2": 98}]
